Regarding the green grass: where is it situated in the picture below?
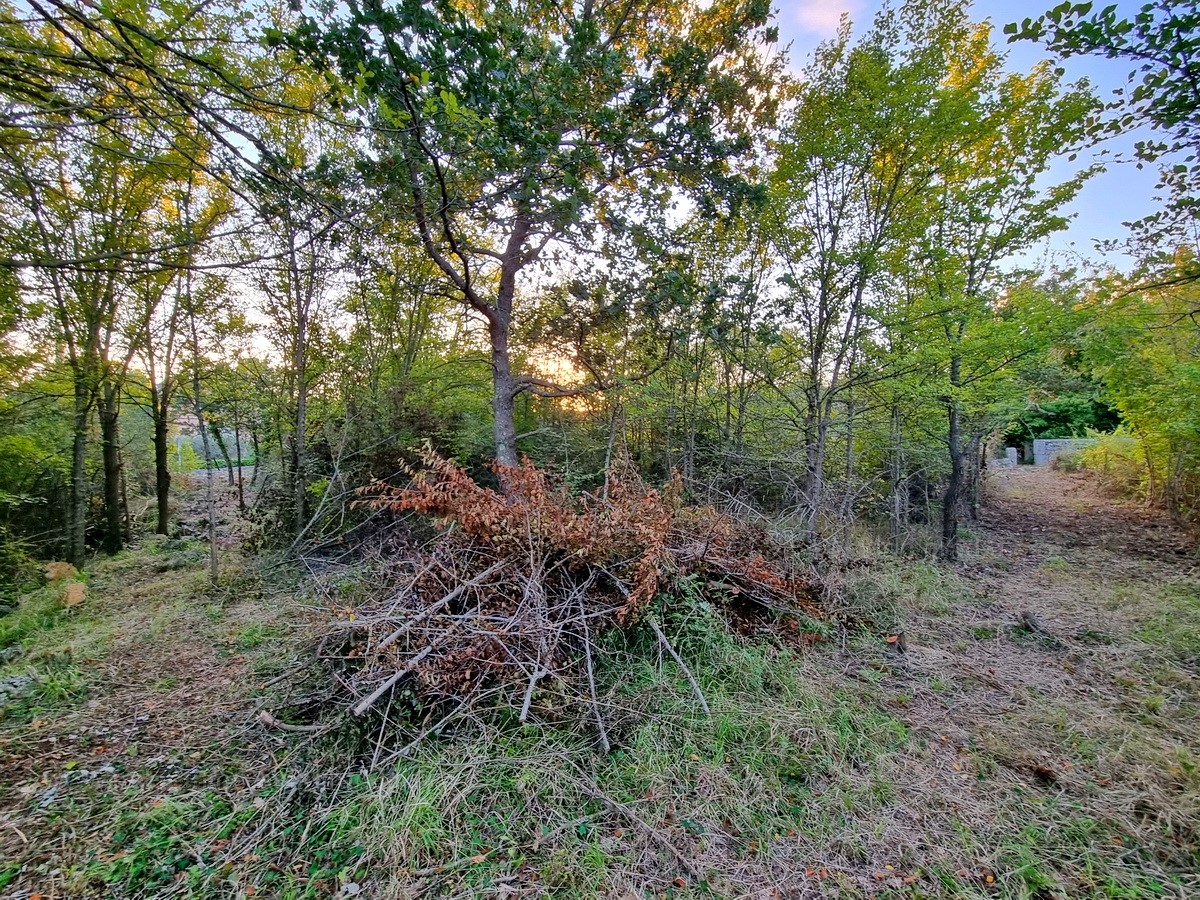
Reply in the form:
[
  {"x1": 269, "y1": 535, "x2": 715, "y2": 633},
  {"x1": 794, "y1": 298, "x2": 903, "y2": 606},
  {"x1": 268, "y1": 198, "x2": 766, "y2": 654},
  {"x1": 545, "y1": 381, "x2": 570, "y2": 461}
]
[
  {"x1": 0, "y1": 584, "x2": 71, "y2": 650},
  {"x1": 3, "y1": 528, "x2": 1199, "y2": 899},
  {"x1": 1136, "y1": 582, "x2": 1200, "y2": 654}
]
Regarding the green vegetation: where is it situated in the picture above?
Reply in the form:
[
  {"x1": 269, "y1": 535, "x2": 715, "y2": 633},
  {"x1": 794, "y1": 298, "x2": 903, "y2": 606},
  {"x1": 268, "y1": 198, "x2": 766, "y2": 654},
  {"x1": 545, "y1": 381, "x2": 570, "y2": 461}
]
[
  {"x1": 0, "y1": 0, "x2": 1196, "y2": 569},
  {"x1": 3, "y1": 506, "x2": 1198, "y2": 897},
  {"x1": 0, "y1": 0, "x2": 1198, "y2": 897}
]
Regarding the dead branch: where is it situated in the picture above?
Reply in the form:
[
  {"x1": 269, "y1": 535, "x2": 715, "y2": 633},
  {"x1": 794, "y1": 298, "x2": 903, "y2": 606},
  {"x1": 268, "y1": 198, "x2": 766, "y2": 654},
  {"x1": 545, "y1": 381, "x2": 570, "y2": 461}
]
[
  {"x1": 311, "y1": 452, "x2": 822, "y2": 751},
  {"x1": 352, "y1": 643, "x2": 437, "y2": 717},
  {"x1": 255, "y1": 710, "x2": 326, "y2": 733},
  {"x1": 373, "y1": 560, "x2": 507, "y2": 653},
  {"x1": 647, "y1": 615, "x2": 710, "y2": 717}
]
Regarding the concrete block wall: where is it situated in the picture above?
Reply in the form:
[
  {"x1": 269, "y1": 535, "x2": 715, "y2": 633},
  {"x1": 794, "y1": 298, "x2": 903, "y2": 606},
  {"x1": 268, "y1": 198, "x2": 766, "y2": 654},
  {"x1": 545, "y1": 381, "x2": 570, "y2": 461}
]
[{"x1": 1032, "y1": 438, "x2": 1095, "y2": 466}]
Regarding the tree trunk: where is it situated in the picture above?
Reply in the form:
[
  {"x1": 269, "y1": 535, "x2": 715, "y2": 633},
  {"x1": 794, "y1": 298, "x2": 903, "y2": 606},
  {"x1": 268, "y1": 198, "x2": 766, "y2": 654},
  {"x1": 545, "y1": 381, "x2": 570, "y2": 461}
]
[
  {"x1": 233, "y1": 406, "x2": 245, "y2": 512},
  {"x1": 490, "y1": 315, "x2": 519, "y2": 469},
  {"x1": 941, "y1": 354, "x2": 963, "y2": 562},
  {"x1": 119, "y1": 451, "x2": 132, "y2": 544},
  {"x1": 98, "y1": 382, "x2": 124, "y2": 555},
  {"x1": 290, "y1": 294, "x2": 310, "y2": 538},
  {"x1": 602, "y1": 401, "x2": 621, "y2": 501},
  {"x1": 151, "y1": 387, "x2": 171, "y2": 535},
  {"x1": 888, "y1": 405, "x2": 906, "y2": 551},
  {"x1": 193, "y1": 394, "x2": 219, "y2": 585},
  {"x1": 800, "y1": 403, "x2": 821, "y2": 541},
  {"x1": 211, "y1": 422, "x2": 234, "y2": 486},
  {"x1": 806, "y1": 413, "x2": 829, "y2": 543},
  {"x1": 249, "y1": 426, "x2": 261, "y2": 488},
  {"x1": 487, "y1": 213, "x2": 531, "y2": 474},
  {"x1": 962, "y1": 435, "x2": 983, "y2": 521},
  {"x1": 841, "y1": 394, "x2": 858, "y2": 524},
  {"x1": 69, "y1": 378, "x2": 91, "y2": 566}
]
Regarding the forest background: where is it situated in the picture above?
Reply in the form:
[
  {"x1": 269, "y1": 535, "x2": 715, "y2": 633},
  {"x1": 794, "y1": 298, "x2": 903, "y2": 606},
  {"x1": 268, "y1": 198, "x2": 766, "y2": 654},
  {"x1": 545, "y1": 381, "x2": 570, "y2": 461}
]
[{"x1": 0, "y1": 0, "x2": 1196, "y2": 586}]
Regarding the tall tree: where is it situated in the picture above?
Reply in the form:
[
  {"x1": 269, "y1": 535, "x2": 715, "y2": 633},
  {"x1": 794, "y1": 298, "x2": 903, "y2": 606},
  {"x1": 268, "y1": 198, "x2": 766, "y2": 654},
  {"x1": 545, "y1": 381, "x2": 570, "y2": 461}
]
[
  {"x1": 285, "y1": 0, "x2": 783, "y2": 468},
  {"x1": 0, "y1": 117, "x2": 200, "y2": 559},
  {"x1": 763, "y1": 2, "x2": 982, "y2": 540},
  {"x1": 906, "y1": 19, "x2": 1096, "y2": 560}
]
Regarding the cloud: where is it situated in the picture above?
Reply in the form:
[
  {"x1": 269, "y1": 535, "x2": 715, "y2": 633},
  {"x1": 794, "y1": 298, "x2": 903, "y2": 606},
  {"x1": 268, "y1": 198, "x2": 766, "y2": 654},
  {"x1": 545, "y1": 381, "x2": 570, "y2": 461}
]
[{"x1": 789, "y1": 0, "x2": 862, "y2": 37}]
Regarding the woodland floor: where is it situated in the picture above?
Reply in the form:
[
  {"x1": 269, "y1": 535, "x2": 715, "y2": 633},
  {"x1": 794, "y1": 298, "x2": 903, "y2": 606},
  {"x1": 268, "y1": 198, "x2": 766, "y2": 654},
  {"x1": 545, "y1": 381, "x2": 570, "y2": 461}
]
[{"x1": 0, "y1": 466, "x2": 1198, "y2": 899}]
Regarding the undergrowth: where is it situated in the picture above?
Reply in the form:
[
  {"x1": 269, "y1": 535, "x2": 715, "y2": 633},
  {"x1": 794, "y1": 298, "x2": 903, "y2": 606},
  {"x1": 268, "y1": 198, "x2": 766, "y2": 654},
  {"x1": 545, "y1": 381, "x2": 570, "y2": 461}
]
[{"x1": 3, "y1": 477, "x2": 1200, "y2": 899}]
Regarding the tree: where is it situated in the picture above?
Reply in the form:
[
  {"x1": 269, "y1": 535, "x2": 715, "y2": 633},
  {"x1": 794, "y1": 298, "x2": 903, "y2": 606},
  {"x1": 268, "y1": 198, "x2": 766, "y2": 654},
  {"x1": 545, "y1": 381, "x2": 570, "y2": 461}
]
[
  {"x1": 1008, "y1": 1, "x2": 1200, "y2": 272},
  {"x1": 1082, "y1": 254, "x2": 1200, "y2": 519},
  {"x1": 244, "y1": 154, "x2": 343, "y2": 538},
  {"x1": 903, "y1": 21, "x2": 1096, "y2": 560},
  {"x1": 285, "y1": 0, "x2": 783, "y2": 468},
  {"x1": 0, "y1": 115, "x2": 202, "y2": 559},
  {"x1": 762, "y1": 1, "x2": 984, "y2": 541}
]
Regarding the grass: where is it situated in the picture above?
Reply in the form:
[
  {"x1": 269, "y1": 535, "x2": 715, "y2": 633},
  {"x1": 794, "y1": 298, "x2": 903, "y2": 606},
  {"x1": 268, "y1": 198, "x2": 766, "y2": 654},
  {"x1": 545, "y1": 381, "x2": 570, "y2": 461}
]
[
  {"x1": 1136, "y1": 582, "x2": 1200, "y2": 654},
  {"x1": 3, "y1": 478, "x2": 1200, "y2": 898},
  {"x1": 300, "y1": 619, "x2": 914, "y2": 898}
]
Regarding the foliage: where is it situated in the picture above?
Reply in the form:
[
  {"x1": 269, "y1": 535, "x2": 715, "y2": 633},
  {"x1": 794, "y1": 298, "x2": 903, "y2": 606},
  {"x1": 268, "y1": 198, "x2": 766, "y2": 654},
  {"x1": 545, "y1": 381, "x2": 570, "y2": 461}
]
[
  {"x1": 1079, "y1": 428, "x2": 1148, "y2": 495},
  {"x1": 1002, "y1": 391, "x2": 1119, "y2": 442},
  {"x1": 0, "y1": 0, "x2": 1191, "y2": 640},
  {"x1": 1008, "y1": 1, "x2": 1200, "y2": 266},
  {"x1": 1082, "y1": 264, "x2": 1200, "y2": 519}
]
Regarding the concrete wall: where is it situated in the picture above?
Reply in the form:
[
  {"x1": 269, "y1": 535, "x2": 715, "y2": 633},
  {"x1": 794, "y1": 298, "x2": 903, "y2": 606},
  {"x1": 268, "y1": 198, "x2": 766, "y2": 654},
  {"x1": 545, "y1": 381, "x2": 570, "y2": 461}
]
[{"x1": 1032, "y1": 438, "x2": 1095, "y2": 466}]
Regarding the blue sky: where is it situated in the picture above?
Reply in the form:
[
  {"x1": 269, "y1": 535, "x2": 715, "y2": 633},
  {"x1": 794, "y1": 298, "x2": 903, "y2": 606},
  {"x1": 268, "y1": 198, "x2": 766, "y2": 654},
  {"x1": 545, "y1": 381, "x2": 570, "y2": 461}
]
[{"x1": 771, "y1": 0, "x2": 1162, "y2": 271}]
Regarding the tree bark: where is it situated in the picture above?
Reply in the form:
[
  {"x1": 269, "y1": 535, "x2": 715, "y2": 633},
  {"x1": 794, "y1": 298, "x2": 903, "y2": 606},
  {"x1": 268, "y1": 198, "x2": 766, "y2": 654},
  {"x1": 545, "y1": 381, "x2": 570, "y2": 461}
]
[
  {"x1": 150, "y1": 385, "x2": 172, "y2": 535},
  {"x1": 69, "y1": 377, "x2": 91, "y2": 566},
  {"x1": 292, "y1": 284, "x2": 310, "y2": 538},
  {"x1": 232, "y1": 405, "x2": 245, "y2": 512},
  {"x1": 249, "y1": 426, "x2": 261, "y2": 488},
  {"x1": 98, "y1": 382, "x2": 124, "y2": 555},
  {"x1": 888, "y1": 404, "x2": 906, "y2": 550},
  {"x1": 941, "y1": 354, "x2": 963, "y2": 562},
  {"x1": 489, "y1": 315, "x2": 519, "y2": 469},
  {"x1": 490, "y1": 220, "x2": 528, "y2": 471},
  {"x1": 211, "y1": 422, "x2": 234, "y2": 486},
  {"x1": 195, "y1": 402, "x2": 219, "y2": 586}
]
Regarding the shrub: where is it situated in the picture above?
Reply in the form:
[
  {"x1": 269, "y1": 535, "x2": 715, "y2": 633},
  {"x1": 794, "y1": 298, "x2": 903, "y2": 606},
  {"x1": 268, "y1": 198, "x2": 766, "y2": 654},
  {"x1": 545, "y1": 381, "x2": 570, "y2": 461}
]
[
  {"x1": 1053, "y1": 451, "x2": 1084, "y2": 473},
  {"x1": 0, "y1": 525, "x2": 38, "y2": 605},
  {"x1": 1079, "y1": 429, "x2": 1145, "y2": 497}
]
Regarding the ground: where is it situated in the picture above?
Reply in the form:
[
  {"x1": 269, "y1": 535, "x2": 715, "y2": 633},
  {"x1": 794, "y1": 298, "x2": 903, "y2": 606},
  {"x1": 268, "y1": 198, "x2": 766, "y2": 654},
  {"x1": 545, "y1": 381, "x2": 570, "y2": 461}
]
[{"x1": 0, "y1": 467, "x2": 1197, "y2": 899}]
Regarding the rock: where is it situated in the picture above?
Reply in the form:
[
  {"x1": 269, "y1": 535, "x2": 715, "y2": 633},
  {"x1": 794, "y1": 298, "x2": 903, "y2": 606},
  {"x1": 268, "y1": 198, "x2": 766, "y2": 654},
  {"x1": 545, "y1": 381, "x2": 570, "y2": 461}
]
[{"x1": 0, "y1": 672, "x2": 36, "y2": 703}]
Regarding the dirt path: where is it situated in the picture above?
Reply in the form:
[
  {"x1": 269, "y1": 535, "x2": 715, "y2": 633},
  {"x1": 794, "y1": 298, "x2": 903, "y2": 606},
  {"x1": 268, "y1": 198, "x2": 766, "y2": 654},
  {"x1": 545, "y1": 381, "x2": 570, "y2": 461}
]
[
  {"x1": 0, "y1": 540, "x2": 289, "y2": 899},
  {"x1": 874, "y1": 466, "x2": 1200, "y2": 897}
]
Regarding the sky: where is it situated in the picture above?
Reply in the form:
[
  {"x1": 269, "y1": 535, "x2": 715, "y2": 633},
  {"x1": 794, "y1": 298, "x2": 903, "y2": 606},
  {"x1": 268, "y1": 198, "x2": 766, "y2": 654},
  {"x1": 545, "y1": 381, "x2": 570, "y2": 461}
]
[{"x1": 772, "y1": 0, "x2": 1163, "y2": 271}]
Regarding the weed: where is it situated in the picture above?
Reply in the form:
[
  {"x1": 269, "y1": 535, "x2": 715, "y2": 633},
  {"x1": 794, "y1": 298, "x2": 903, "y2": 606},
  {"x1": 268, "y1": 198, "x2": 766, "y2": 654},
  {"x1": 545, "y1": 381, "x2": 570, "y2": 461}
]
[
  {"x1": 1042, "y1": 555, "x2": 1070, "y2": 573},
  {"x1": 234, "y1": 622, "x2": 283, "y2": 649}
]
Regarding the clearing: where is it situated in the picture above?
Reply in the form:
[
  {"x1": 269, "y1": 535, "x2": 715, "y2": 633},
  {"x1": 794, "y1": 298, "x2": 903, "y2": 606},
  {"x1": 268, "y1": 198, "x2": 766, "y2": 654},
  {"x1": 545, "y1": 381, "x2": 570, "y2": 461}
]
[{"x1": 1, "y1": 467, "x2": 1197, "y2": 899}]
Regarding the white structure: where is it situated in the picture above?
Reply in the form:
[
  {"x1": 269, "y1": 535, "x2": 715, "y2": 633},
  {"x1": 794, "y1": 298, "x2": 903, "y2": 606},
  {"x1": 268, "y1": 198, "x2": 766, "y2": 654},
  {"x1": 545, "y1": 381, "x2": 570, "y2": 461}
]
[{"x1": 1032, "y1": 438, "x2": 1095, "y2": 466}]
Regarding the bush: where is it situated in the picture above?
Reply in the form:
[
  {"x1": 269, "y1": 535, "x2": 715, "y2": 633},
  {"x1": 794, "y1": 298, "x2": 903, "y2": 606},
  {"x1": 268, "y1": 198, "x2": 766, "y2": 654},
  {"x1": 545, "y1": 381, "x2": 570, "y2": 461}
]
[
  {"x1": 0, "y1": 525, "x2": 38, "y2": 605},
  {"x1": 1053, "y1": 451, "x2": 1084, "y2": 473},
  {"x1": 1079, "y1": 430, "x2": 1145, "y2": 497}
]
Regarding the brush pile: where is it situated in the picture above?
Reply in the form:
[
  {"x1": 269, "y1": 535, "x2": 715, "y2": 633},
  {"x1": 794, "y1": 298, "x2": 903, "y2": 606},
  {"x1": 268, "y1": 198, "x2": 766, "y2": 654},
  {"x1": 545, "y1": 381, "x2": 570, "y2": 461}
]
[{"x1": 318, "y1": 450, "x2": 823, "y2": 751}]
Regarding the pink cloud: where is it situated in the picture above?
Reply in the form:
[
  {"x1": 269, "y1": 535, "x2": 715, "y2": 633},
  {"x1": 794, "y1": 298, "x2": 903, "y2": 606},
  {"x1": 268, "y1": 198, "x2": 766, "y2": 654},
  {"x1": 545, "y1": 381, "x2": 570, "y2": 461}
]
[{"x1": 790, "y1": 0, "x2": 862, "y2": 36}]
